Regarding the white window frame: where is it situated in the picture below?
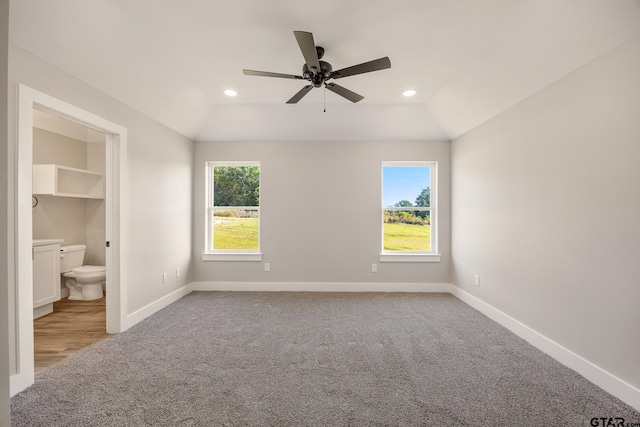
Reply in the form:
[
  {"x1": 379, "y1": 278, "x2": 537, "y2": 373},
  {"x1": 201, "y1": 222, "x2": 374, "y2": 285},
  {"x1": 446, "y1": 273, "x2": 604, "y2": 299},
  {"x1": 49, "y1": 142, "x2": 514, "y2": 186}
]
[
  {"x1": 380, "y1": 161, "x2": 440, "y2": 263},
  {"x1": 202, "y1": 161, "x2": 262, "y2": 261}
]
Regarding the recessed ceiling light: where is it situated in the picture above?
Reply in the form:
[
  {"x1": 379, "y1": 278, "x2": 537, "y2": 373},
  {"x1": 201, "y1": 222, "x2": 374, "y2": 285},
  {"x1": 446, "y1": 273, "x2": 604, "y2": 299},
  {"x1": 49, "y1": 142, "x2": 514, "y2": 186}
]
[
  {"x1": 224, "y1": 89, "x2": 238, "y2": 97},
  {"x1": 403, "y1": 89, "x2": 416, "y2": 97}
]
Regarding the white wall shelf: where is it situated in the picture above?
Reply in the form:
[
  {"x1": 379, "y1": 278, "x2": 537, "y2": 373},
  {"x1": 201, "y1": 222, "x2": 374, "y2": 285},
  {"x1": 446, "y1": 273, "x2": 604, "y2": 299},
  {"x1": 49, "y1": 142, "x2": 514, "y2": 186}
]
[{"x1": 33, "y1": 164, "x2": 104, "y2": 199}]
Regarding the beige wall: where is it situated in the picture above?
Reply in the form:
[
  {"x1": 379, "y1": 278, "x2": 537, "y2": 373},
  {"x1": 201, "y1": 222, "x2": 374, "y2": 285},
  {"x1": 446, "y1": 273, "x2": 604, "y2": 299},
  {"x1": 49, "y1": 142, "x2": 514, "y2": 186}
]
[
  {"x1": 32, "y1": 196, "x2": 86, "y2": 244},
  {"x1": 33, "y1": 127, "x2": 86, "y2": 167},
  {"x1": 86, "y1": 141, "x2": 106, "y2": 266},
  {"x1": 451, "y1": 35, "x2": 640, "y2": 390},
  {"x1": 32, "y1": 128, "x2": 88, "y2": 247},
  {"x1": 194, "y1": 140, "x2": 451, "y2": 285},
  {"x1": 32, "y1": 127, "x2": 107, "y2": 266},
  {"x1": 0, "y1": 0, "x2": 10, "y2": 423}
]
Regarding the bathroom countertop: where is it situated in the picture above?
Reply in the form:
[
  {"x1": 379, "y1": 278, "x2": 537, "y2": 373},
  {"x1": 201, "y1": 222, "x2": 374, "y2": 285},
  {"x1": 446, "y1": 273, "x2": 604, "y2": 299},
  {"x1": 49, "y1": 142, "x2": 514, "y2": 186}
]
[{"x1": 33, "y1": 238, "x2": 64, "y2": 247}]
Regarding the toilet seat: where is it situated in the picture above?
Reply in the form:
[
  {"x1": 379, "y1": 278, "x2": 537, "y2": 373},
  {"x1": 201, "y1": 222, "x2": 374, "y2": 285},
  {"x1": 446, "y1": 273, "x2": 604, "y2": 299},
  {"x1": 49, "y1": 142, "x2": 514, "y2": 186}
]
[
  {"x1": 73, "y1": 265, "x2": 105, "y2": 274},
  {"x1": 71, "y1": 265, "x2": 105, "y2": 280}
]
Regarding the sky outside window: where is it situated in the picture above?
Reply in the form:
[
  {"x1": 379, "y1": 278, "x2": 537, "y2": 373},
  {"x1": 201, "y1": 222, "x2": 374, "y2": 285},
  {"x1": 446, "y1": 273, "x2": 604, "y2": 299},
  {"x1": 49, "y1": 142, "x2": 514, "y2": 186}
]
[{"x1": 383, "y1": 166, "x2": 430, "y2": 207}]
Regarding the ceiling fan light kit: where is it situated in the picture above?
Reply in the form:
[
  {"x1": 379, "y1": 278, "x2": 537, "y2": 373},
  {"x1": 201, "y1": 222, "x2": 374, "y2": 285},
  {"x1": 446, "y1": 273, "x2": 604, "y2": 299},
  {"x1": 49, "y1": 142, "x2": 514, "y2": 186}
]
[{"x1": 243, "y1": 31, "x2": 391, "y2": 104}]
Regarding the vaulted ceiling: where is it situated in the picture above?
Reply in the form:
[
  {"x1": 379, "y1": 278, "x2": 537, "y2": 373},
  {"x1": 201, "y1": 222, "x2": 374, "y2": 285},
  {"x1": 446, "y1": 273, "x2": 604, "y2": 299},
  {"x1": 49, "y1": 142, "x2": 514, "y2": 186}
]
[{"x1": 9, "y1": 0, "x2": 640, "y2": 141}]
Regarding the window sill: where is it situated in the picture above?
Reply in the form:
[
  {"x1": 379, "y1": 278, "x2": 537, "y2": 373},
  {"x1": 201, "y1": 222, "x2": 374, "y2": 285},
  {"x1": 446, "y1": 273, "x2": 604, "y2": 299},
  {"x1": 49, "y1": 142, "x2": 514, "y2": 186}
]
[
  {"x1": 202, "y1": 252, "x2": 263, "y2": 262},
  {"x1": 379, "y1": 253, "x2": 441, "y2": 263}
]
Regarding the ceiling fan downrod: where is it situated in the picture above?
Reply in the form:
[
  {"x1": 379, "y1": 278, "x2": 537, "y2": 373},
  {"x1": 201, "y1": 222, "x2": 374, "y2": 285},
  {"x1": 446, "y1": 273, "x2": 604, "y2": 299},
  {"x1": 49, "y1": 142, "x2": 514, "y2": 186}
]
[{"x1": 324, "y1": 84, "x2": 326, "y2": 113}]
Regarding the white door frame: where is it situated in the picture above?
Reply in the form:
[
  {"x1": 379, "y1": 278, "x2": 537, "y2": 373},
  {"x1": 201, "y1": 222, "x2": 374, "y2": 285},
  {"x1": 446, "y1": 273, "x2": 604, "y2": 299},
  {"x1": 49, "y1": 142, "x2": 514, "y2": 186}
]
[{"x1": 11, "y1": 84, "x2": 128, "y2": 395}]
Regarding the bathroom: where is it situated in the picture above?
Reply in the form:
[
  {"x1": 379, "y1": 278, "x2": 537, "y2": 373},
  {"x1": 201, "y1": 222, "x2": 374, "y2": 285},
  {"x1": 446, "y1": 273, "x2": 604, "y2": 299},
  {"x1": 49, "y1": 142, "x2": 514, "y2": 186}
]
[{"x1": 31, "y1": 109, "x2": 108, "y2": 370}]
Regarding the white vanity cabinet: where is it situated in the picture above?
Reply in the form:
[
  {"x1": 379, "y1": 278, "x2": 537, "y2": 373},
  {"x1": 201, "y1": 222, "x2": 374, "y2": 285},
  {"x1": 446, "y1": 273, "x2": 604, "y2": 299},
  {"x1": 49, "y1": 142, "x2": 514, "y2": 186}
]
[{"x1": 33, "y1": 239, "x2": 63, "y2": 319}]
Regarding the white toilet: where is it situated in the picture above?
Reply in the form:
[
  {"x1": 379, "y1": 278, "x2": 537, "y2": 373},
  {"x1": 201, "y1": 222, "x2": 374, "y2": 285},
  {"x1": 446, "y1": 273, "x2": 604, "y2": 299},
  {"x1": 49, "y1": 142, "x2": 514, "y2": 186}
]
[{"x1": 60, "y1": 244, "x2": 105, "y2": 301}]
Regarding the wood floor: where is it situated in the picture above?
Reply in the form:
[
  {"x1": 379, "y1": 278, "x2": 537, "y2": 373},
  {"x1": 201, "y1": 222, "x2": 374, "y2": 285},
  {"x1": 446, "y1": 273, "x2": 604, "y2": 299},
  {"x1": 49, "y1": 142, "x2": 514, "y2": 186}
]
[{"x1": 33, "y1": 296, "x2": 110, "y2": 374}]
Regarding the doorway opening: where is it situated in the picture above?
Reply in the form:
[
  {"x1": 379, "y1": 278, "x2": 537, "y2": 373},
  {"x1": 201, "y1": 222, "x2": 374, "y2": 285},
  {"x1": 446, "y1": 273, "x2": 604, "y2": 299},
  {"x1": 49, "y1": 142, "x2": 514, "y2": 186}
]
[
  {"x1": 11, "y1": 85, "x2": 128, "y2": 396},
  {"x1": 31, "y1": 108, "x2": 110, "y2": 373}
]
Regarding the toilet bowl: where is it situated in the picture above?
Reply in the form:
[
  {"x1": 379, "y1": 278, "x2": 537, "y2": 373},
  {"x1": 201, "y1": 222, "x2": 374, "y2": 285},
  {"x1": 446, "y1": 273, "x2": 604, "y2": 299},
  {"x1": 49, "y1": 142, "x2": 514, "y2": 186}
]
[
  {"x1": 60, "y1": 245, "x2": 106, "y2": 301},
  {"x1": 63, "y1": 266, "x2": 106, "y2": 301}
]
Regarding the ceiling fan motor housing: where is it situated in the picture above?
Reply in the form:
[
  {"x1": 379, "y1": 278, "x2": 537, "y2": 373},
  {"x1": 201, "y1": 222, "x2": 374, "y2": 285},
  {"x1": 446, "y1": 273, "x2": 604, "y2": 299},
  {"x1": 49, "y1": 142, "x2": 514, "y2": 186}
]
[{"x1": 303, "y1": 60, "x2": 333, "y2": 87}]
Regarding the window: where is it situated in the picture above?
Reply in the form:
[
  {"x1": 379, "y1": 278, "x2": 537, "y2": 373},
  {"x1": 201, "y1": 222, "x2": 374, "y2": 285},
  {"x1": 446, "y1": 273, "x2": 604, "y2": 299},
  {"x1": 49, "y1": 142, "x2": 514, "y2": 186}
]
[
  {"x1": 381, "y1": 162, "x2": 439, "y2": 262},
  {"x1": 203, "y1": 162, "x2": 261, "y2": 261}
]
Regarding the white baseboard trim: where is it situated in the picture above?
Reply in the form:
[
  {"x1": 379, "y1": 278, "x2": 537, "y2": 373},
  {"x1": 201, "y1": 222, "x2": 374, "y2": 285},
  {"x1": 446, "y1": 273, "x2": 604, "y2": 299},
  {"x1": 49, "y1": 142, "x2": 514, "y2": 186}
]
[
  {"x1": 191, "y1": 281, "x2": 453, "y2": 293},
  {"x1": 32, "y1": 303, "x2": 53, "y2": 319},
  {"x1": 449, "y1": 286, "x2": 640, "y2": 412},
  {"x1": 125, "y1": 283, "x2": 193, "y2": 329},
  {"x1": 10, "y1": 371, "x2": 34, "y2": 398},
  {"x1": 116, "y1": 280, "x2": 639, "y2": 411}
]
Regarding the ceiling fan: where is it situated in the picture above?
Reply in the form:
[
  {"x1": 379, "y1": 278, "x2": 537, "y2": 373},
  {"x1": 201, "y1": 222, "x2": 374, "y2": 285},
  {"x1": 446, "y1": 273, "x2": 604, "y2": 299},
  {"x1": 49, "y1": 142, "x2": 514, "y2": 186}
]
[{"x1": 243, "y1": 31, "x2": 391, "y2": 104}]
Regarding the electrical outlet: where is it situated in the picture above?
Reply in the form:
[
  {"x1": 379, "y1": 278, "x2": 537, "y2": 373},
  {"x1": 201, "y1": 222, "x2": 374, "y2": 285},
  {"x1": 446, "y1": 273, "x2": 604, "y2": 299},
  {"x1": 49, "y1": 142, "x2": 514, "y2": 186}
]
[
  {"x1": 474, "y1": 274, "x2": 480, "y2": 286},
  {"x1": 176, "y1": 267, "x2": 181, "y2": 278},
  {"x1": 162, "y1": 273, "x2": 168, "y2": 283},
  {"x1": 264, "y1": 263, "x2": 271, "y2": 272},
  {"x1": 372, "y1": 263, "x2": 378, "y2": 273}
]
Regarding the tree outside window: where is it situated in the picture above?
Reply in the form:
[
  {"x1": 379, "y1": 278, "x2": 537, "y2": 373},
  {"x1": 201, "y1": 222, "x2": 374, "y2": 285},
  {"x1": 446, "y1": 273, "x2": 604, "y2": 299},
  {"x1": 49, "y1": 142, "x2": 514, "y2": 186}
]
[
  {"x1": 206, "y1": 162, "x2": 260, "y2": 252},
  {"x1": 382, "y1": 163, "x2": 435, "y2": 253}
]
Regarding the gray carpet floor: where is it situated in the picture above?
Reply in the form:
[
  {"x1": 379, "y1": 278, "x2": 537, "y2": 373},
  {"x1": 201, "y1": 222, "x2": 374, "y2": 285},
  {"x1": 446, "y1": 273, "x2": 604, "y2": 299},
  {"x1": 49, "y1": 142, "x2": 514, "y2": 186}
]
[{"x1": 11, "y1": 292, "x2": 640, "y2": 426}]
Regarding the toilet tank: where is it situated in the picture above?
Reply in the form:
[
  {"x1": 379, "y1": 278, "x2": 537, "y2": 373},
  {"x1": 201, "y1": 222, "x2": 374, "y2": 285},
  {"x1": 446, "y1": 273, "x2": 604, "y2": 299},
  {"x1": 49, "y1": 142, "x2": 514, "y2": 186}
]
[{"x1": 60, "y1": 244, "x2": 86, "y2": 273}]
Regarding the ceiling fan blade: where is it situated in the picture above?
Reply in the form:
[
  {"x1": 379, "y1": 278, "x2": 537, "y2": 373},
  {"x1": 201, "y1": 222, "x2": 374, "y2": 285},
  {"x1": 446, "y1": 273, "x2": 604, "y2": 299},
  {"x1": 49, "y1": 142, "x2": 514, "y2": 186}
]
[
  {"x1": 243, "y1": 69, "x2": 303, "y2": 80},
  {"x1": 293, "y1": 31, "x2": 321, "y2": 74},
  {"x1": 286, "y1": 85, "x2": 314, "y2": 104},
  {"x1": 330, "y1": 57, "x2": 391, "y2": 79},
  {"x1": 325, "y1": 83, "x2": 364, "y2": 103}
]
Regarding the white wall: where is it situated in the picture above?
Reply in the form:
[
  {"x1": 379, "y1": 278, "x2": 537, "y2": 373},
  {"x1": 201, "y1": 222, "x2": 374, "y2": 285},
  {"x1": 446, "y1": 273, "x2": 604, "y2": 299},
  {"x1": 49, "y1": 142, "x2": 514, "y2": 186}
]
[
  {"x1": 7, "y1": 44, "x2": 194, "y2": 376},
  {"x1": 451, "y1": 34, "x2": 640, "y2": 392},
  {"x1": 0, "y1": 0, "x2": 10, "y2": 423},
  {"x1": 194, "y1": 140, "x2": 450, "y2": 285}
]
